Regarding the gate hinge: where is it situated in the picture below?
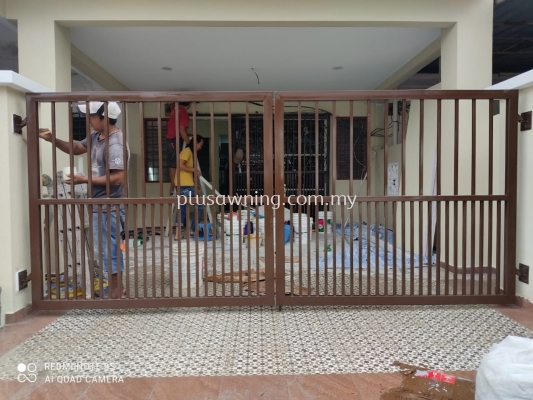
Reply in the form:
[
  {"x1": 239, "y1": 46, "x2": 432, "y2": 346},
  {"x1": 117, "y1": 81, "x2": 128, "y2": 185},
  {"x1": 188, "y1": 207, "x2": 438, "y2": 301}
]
[
  {"x1": 13, "y1": 115, "x2": 27, "y2": 135},
  {"x1": 517, "y1": 264, "x2": 529, "y2": 284}
]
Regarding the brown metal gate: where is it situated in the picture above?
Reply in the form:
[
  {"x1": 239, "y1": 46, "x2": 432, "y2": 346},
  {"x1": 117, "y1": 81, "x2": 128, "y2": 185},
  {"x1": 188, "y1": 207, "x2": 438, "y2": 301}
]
[
  {"x1": 27, "y1": 92, "x2": 276, "y2": 309},
  {"x1": 273, "y1": 90, "x2": 518, "y2": 306},
  {"x1": 26, "y1": 89, "x2": 518, "y2": 310}
]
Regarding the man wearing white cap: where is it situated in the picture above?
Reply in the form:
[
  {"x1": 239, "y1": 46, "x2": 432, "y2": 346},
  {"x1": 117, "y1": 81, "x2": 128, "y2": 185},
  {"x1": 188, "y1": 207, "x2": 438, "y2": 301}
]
[{"x1": 38, "y1": 101, "x2": 129, "y2": 299}]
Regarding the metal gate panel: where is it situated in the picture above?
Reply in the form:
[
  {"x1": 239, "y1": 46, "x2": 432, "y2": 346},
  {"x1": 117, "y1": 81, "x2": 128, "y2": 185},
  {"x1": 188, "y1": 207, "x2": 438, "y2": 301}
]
[
  {"x1": 273, "y1": 91, "x2": 518, "y2": 307},
  {"x1": 27, "y1": 92, "x2": 276, "y2": 309}
]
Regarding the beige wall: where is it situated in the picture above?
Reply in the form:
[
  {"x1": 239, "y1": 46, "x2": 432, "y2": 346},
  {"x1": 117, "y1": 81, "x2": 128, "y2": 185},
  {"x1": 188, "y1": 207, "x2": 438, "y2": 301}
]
[{"x1": 0, "y1": 87, "x2": 31, "y2": 326}]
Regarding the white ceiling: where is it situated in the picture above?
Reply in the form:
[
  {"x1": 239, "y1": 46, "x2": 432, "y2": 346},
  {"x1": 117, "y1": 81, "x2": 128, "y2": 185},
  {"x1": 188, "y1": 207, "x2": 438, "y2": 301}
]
[{"x1": 70, "y1": 27, "x2": 441, "y2": 91}]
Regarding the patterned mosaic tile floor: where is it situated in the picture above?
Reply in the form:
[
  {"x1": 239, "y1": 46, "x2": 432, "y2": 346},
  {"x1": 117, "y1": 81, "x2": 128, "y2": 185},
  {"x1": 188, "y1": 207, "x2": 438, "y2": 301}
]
[{"x1": 0, "y1": 304, "x2": 532, "y2": 381}]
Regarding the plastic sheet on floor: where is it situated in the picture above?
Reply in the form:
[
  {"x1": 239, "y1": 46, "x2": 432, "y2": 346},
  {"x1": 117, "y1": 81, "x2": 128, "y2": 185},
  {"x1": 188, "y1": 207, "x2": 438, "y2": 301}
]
[{"x1": 318, "y1": 222, "x2": 437, "y2": 270}]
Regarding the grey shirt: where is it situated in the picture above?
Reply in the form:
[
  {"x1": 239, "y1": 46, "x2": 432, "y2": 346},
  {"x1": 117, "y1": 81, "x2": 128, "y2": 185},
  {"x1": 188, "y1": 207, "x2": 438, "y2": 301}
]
[{"x1": 80, "y1": 130, "x2": 129, "y2": 212}]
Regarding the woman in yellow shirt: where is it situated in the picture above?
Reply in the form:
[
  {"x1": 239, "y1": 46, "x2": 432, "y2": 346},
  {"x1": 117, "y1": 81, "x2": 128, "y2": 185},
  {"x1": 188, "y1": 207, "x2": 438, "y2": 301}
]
[{"x1": 175, "y1": 135, "x2": 204, "y2": 235}]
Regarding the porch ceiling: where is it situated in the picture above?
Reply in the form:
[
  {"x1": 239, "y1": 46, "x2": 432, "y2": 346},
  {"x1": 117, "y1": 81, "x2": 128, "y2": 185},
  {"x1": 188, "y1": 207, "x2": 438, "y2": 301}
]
[{"x1": 69, "y1": 26, "x2": 440, "y2": 91}]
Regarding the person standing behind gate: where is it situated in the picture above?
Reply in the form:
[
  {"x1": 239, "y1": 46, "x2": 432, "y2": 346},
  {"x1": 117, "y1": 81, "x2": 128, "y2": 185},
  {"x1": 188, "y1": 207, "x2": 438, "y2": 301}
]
[
  {"x1": 175, "y1": 135, "x2": 204, "y2": 238},
  {"x1": 167, "y1": 102, "x2": 192, "y2": 196},
  {"x1": 38, "y1": 101, "x2": 129, "y2": 300}
]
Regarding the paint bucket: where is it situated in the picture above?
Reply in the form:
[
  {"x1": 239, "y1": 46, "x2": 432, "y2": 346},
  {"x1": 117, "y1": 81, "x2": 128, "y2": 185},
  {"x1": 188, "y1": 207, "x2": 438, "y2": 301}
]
[
  {"x1": 318, "y1": 211, "x2": 333, "y2": 233},
  {"x1": 294, "y1": 232, "x2": 309, "y2": 245},
  {"x1": 172, "y1": 242, "x2": 205, "y2": 294},
  {"x1": 292, "y1": 214, "x2": 310, "y2": 233}
]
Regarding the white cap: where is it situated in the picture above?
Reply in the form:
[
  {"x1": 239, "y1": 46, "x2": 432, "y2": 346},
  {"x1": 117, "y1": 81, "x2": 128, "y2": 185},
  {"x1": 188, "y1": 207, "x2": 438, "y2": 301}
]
[{"x1": 78, "y1": 101, "x2": 121, "y2": 119}]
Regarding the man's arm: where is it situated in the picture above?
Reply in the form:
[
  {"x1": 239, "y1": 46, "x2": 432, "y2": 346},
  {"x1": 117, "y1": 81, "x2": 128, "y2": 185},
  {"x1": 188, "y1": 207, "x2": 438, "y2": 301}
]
[
  {"x1": 39, "y1": 128, "x2": 87, "y2": 155},
  {"x1": 67, "y1": 170, "x2": 124, "y2": 186},
  {"x1": 179, "y1": 126, "x2": 190, "y2": 143}
]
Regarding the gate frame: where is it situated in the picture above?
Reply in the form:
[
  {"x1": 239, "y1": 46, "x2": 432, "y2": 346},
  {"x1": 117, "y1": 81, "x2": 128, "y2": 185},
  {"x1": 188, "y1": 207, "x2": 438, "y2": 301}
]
[
  {"x1": 26, "y1": 91, "x2": 276, "y2": 310},
  {"x1": 273, "y1": 90, "x2": 519, "y2": 307}
]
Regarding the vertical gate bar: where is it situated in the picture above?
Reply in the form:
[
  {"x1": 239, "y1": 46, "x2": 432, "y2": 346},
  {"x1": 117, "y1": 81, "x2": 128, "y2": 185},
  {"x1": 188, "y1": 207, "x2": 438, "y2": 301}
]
[
  {"x1": 263, "y1": 95, "x2": 274, "y2": 303},
  {"x1": 107, "y1": 204, "x2": 112, "y2": 299},
  {"x1": 158, "y1": 102, "x2": 164, "y2": 198},
  {"x1": 349, "y1": 101, "x2": 354, "y2": 296},
  {"x1": 142, "y1": 204, "x2": 148, "y2": 298},
  {"x1": 121, "y1": 105, "x2": 130, "y2": 299},
  {"x1": 367, "y1": 100, "x2": 372, "y2": 195},
  {"x1": 479, "y1": 201, "x2": 485, "y2": 295},
  {"x1": 298, "y1": 102, "x2": 303, "y2": 295},
  {"x1": 488, "y1": 200, "x2": 493, "y2": 296},
  {"x1": 462, "y1": 201, "x2": 467, "y2": 295},
  {"x1": 191, "y1": 102, "x2": 199, "y2": 298},
  {"x1": 401, "y1": 99, "x2": 407, "y2": 296},
  {"x1": 80, "y1": 204, "x2": 86, "y2": 300},
  {"x1": 245, "y1": 102, "x2": 252, "y2": 296},
  {"x1": 419, "y1": 201, "x2": 423, "y2": 296},
  {"x1": 325, "y1": 202, "x2": 329, "y2": 296},
  {"x1": 341, "y1": 194, "x2": 346, "y2": 295},
  {"x1": 44, "y1": 205, "x2": 51, "y2": 300},
  {"x1": 51, "y1": 102, "x2": 57, "y2": 199},
  {"x1": 436, "y1": 99, "x2": 442, "y2": 296},
  {"x1": 488, "y1": 99, "x2": 494, "y2": 296},
  {"x1": 133, "y1": 203, "x2": 139, "y2": 298},
  {"x1": 61, "y1": 204, "x2": 69, "y2": 300},
  {"x1": 427, "y1": 201, "x2": 432, "y2": 295},
  {"x1": 496, "y1": 201, "x2": 501, "y2": 294},
  {"x1": 174, "y1": 101, "x2": 182, "y2": 296},
  {"x1": 123, "y1": 203, "x2": 129, "y2": 299},
  {"x1": 238, "y1": 202, "x2": 243, "y2": 297},
  {"x1": 454, "y1": 99, "x2": 459, "y2": 296},
  {"x1": 505, "y1": 94, "x2": 518, "y2": 300},
  {"x1": 139, "y1": 101, "x2": 145, "y2": 199},
  {"x1": 97, "y1": 206, "x2": 103, "y2": 299},
  {"x1": 367, "y1": 202, "x2": 371, "y2": 295},
  {"x1": 290, "y1": 197, "x2": 295, "y2": 296},
  {"x1": 471, "y1": 100, "x2": 477, "y2": 296},
  {"x1": 160, "y1": 204, "x2": 165, "y2": 298},
  {"x1": 472, "y1": 100, "x2": 476, "y2": 195},
  {"x1": 393, "y1": 201, "x2": 397, "y2": 295},
  {"x1": 67, "y1": 102, "x2": 78, "y2": 299},
  {"x1": 419, "y1": 100, "x2": 424, "y2": 296},
  {"x1": 471, "y1": 202, "x2": 476, "y2": 295},
  {"x1": 454, "y1": 100, "x2": 459, "y2": 197},
  {"x1": 445, "y1": 201, "x2": 450, "y2": 295},
  {"x1": 227, "y1": 102, "x2": 233, "y2": 298},
  {"x1": 104, "y1": 103, "x2": 111, "y2": 198},
  {"x1": 274, "y1": 95, "x2": 286, "y2": 304},
  {"x1": 410, "y1": 201, "x2": 414, "y2": 296},
  {"x1": 384, "y1": 201, "x2": 388, "y2": 295},
  {"x1": 256, "y1": 193, "x2": 260, "y2": 298},
  {"x1": 168, "y1": 206, "x2": 174, "y2": 298},
  {"x1": 151, "y1": 204, "x2": 156, "y2": 297},
  {"x1": 401, "y1": 99, "x2": 406, "y2": 196},
  {"x1": 140, "y1": 102, "x2": 147, "y2": 298},
  {"x1": 401, "y1": 201, "x2": 406, "y2": 295},
  {"x1": 315, "y1": 101, "x2": 320, "y2": 296},
  {"x1": 331, "y1": 101, "x2": 336, "y2": 295},
  {"x1": 358, "y1": 202, "x2": 363, "y2": 296},
  {"x1": 375, "y1": 202, "x2": 379, "y2": 295},
  {"x1": 116, "y1": 206, "x2": 122, "y2": 299},
  {"x1": 210, "y1": 102, "x2": 216, "y2": 298},
  {"x1": 453, "y1": 201, "x2": 458, "y2": 295}
]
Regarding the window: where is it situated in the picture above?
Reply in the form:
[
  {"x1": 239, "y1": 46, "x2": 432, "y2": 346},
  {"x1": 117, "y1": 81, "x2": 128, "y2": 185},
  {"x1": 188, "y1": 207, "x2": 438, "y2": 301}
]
[
  {"x1": 72, "y1": 112, "x2": 88, "y2": 141},
  {"x1": 336, "y1": 117, "x2": 367, "y2": 180},
  {"x1": 144, "y1": 119, "x2": 170, "y2": 182}
]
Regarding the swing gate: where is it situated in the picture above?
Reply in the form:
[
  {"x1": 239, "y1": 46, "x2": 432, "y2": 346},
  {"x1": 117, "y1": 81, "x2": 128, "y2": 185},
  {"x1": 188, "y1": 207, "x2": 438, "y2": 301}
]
[{"x1": 26, "y1": 90, "x2": 518, "y2": 310}]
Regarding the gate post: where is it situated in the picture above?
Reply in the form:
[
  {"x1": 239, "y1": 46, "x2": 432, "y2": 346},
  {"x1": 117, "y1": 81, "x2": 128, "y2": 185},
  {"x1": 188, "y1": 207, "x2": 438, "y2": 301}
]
[{"x1": 505, "y1": 91, "x2": 519, "y2": 302}]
